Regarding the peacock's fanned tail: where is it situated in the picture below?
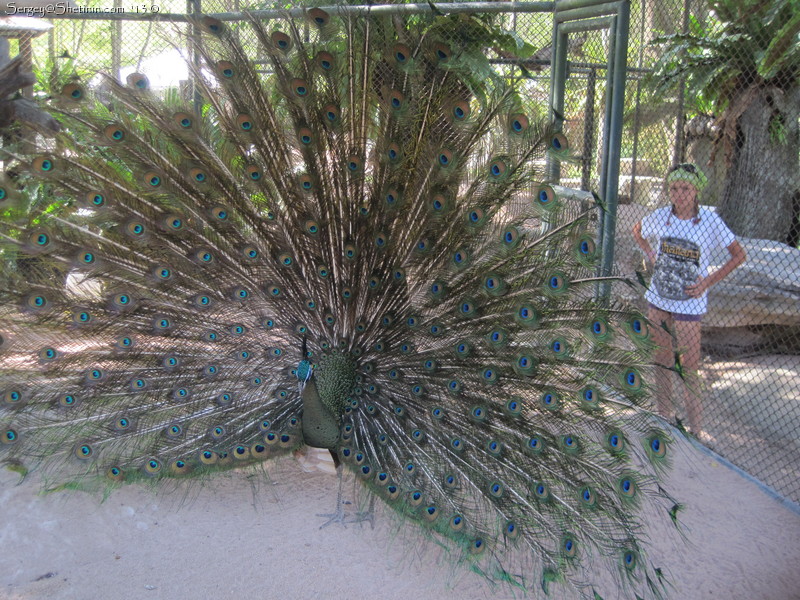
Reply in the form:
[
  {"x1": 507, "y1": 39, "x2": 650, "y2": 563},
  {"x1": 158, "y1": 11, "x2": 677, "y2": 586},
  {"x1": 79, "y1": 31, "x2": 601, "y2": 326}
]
[{"x1": 1, "y1": 9, "x2": 673, "y2": 598}]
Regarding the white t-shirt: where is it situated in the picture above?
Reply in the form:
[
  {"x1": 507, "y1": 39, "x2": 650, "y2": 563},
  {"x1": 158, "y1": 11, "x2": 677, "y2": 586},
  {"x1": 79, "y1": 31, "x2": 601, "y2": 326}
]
[{"x1": 640, "y1": 206, "x2": 736, "y2": 315}]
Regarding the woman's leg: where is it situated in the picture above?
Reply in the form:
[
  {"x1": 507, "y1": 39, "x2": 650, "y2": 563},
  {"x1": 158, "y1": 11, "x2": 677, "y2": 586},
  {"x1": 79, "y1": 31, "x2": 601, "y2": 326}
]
[
  {"x1": 647, "y1": 305, "x2": 675, "y2": 420},
  {"x1": 674, "y1": 319, "x2": 703, "y2": 433}
]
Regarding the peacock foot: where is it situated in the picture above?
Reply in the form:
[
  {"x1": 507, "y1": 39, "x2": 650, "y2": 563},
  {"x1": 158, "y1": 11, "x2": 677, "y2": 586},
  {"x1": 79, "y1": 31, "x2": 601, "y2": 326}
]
[
  {"x1": 349, "y1": 511, "x2": 374, "y2": 529},
  {"x1": 316, "y1": 500, "x2": 351, "y2": 529},
  {"x1": 348, "y1": 495, "x2": 375, "y2": 529}
]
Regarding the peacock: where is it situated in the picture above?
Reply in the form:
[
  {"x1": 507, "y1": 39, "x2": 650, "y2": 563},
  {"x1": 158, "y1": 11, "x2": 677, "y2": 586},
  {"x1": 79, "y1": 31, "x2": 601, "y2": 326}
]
[{"x1": 0, "y1": 8, "x2": 679, "y2": 598}]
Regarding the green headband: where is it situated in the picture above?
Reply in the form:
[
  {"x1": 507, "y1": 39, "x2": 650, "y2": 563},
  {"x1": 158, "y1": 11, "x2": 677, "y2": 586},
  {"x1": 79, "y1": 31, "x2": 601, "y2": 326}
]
[{"x1": 666, "y1": 163, "x2": 708, "y2": 192}]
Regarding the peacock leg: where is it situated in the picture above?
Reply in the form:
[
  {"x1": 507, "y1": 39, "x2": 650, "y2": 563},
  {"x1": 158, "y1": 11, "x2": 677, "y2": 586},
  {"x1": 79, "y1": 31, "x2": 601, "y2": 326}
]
[
  {"x1": 316, "y1": 463, "x2": 349, "y2": 529},
  {"x1": 349, "y1": 493, "x2": 375, "y2": 529}
]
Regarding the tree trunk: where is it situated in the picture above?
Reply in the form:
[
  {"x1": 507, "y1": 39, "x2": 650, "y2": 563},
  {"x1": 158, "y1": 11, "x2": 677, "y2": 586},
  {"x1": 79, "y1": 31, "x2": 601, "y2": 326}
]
[
  {"x1": 718, "y1": 85, "x2": 800, "y2": 244},
  {"x1": 687, "y1": 116, "x2": 727, "y2": 206}
]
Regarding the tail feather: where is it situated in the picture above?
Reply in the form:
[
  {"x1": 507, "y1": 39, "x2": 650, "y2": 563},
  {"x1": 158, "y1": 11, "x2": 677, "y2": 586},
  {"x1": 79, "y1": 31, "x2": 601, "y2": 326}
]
[{"x1": 0, "y1": 9, "x2": 675, "y2": 598}]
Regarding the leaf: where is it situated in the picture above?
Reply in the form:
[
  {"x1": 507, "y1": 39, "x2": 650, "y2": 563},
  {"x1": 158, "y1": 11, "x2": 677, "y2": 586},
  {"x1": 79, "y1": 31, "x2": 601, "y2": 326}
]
[
  {"x1": 647, "y1": 0, "x2": 800, "y2": 117},
  {"x1": 492, "y1": 29, "x2": 536, "y2": 59},
  {"x1": 764, "y1": 0, "x2": 791, "y2": 26},
  {"x1": 458, "y1": 54, "x2": 495, "y2": 87},
  {"x1": 758, "y1": 10, "x2": 800, "y2": 80},
  {"x1": 769, "y1": 114, "x2": 788, "y2": 144},
  {"x1": 426, "y1": 0, "x2": 445, "y2": 17},
  {"x1": 688, "y1": 14, "x2": 706, "y2": 37},
  {"x1": 518, "y1": 64, "x2": 535, "y2": 80}
]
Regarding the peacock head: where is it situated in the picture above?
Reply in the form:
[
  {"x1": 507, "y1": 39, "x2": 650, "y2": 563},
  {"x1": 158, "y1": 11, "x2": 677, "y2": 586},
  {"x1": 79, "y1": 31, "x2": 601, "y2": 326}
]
[
  {"x1": 296, "y1": 336, "x2": 314, "y2": 383},
  {"x1": 296, "y1": 359, "x2": 313, "y2": 383}
]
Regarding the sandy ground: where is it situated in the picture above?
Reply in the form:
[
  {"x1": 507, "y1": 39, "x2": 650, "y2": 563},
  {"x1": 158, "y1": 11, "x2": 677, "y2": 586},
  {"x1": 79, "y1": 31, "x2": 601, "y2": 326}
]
[
  {"x1": 703, "y1": 354, "x2": 800, "y2": 502},
  {"x1": 2, "y1": 436, "x2": 799, "y2": 600}
]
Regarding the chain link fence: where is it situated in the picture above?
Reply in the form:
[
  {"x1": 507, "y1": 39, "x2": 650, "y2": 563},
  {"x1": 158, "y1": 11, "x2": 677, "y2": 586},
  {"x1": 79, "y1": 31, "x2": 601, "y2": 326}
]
[
  {"x1": 3, "y1": 0, "x2": 798, "y2": 504},
  {"x1": 557, "y1": 0, "x2": 799, "y2": 505}
]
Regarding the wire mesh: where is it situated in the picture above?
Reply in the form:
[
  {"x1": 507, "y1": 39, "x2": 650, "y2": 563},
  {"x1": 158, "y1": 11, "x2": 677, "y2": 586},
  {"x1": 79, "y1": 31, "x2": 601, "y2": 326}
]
[
  {"x1": 2, "y1": 0, "x2": 798, "y2": 504},
  {"x1": 607, "y1": 0, "x2": 800, "y2": 505}
]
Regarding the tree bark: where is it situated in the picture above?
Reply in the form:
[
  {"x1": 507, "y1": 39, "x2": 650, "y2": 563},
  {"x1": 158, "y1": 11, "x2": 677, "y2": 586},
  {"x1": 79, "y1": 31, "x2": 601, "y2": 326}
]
[{"x1": 718, "y1": 85, "x2": 800, "y2": 244}]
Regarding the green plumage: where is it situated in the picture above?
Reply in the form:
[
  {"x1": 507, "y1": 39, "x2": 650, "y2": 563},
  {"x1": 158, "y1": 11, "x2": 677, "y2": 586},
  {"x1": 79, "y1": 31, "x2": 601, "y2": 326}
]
[
  {"x1": 300, "y1": 379, "x2": 340, "y2": 449},
  {"x1": 315, "y1": 351, "x2": 358, "y2": 418},
  {"x1": 0, "y1": 8, "x2": 676, "y2": 598}
]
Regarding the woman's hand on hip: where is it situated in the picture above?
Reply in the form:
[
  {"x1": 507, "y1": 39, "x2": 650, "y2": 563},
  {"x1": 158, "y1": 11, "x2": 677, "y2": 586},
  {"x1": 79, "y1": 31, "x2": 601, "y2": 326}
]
[{"x1": 685, "y1": 276, "x2": 710, "y2": 298}]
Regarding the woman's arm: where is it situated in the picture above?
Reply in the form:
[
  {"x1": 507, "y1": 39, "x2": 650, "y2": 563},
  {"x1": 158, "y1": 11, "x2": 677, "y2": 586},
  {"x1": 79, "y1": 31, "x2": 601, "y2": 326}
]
[
  {"x1": 685, "y1": 240, "x2": 746, "y2": 298},
  {"x1": 632, "y1": 220, "x2": 657, "y2": 265}
]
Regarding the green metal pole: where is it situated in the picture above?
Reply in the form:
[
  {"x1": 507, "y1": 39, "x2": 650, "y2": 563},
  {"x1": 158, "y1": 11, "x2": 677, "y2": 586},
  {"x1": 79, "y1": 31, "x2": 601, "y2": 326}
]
[
  {"x1": 581, "y1": 67, "x2": 597, "y2": 191},
  {"x1": 598, "y1": 0, "x2": 630, "y2": 301},
  {"x1": 548, "y1": 29, "x2": 568, "y2": 184},
  {"x1": 559, "y1": 15, "x2": 616, "y2": 32},
  {"x1": 556, "y1": 0, "x2": 616, "y2": 9},
  {"x1": 595, "y1": 16, "x2": 616, "y2": 280},
  {"x1": 555, "y1": 2, "x2": 622, "y2": 22}
]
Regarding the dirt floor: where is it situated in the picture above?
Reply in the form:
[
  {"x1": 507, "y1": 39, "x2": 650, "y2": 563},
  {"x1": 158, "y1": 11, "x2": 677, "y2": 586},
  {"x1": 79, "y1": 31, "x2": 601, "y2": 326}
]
[
  {"x1": 700, "y1": 353, "x2": 800, "y2": 503},
  {"x1": 2, "y1": 437, "x2": 800, "y2": 600}
]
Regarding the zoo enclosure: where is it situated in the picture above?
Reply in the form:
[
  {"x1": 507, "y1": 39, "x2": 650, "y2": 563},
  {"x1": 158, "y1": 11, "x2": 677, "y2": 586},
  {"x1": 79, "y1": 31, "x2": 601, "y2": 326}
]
[{"x1": 3, "y1": 0, "x2": 798, "y2": 504}]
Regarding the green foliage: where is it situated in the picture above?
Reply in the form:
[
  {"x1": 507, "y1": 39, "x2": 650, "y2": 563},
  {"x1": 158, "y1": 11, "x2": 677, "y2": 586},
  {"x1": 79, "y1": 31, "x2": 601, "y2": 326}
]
[{"x1": 648, "y1": 0, "x2": 800, "y2": 114}]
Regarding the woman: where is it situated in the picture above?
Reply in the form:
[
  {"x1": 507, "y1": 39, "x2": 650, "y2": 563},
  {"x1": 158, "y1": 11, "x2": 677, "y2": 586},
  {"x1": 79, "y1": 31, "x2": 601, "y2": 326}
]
[{"x1": 632, "y1": 163, "x2": 746, "y2": 443}]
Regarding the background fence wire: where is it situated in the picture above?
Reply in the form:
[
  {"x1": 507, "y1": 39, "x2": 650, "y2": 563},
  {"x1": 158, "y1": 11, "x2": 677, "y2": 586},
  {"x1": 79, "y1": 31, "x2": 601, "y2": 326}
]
[{"x1": 3, "y1": 0, "x2": 799, "y2": 504}]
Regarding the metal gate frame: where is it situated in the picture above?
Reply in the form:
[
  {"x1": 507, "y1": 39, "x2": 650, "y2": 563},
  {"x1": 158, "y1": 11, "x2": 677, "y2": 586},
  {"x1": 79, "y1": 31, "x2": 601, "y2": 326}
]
[{"x1": 548, "y1": 0, "x2": 630, "y2": 299}]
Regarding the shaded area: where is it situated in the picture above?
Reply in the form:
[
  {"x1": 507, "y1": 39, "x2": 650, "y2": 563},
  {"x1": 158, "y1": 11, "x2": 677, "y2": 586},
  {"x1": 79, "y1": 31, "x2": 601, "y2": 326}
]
[{"x1": 701, "y1": 354, "x2": 800, "y2": 503}]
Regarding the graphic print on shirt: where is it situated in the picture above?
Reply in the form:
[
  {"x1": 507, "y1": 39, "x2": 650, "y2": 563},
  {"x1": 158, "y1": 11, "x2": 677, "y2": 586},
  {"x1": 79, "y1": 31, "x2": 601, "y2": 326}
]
[{"x1": 652, "y1": 236, "x2": 701, "y2": 301}]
